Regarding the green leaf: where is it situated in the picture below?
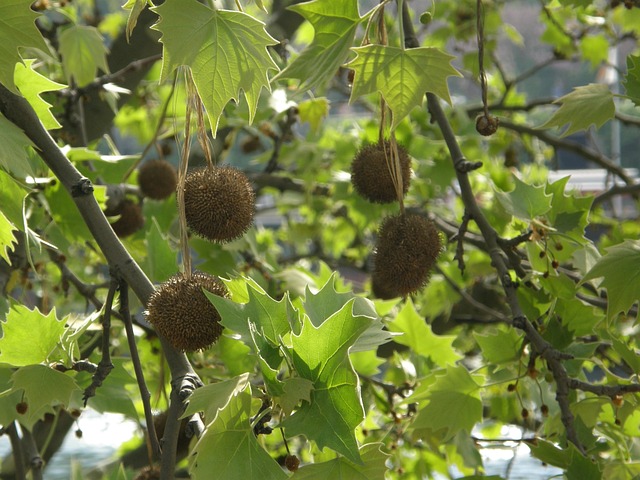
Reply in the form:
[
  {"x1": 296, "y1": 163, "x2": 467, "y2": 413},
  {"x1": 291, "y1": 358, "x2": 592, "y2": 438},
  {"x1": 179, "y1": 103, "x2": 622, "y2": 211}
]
[
  {"x1": 298, "y1": 97, "x2": 330, "y2": 134},
  {"x1": 623, "y1": 54, "x2": 640, "y2": 107},
  {"x1": 274, "y1": 0, "x2": 362, "y2": 92},
  {"x1": 0, "y1": 305, "x2": 67, "y2": 367},
  {"x1": 0, "y1": 0, "x2": 48, "y2": 94},
  {"x1": 556, "y1": 298, "x2": 603, "y2": 338},
  {"x1": 582, "y1": 239, "x2": 640, "y2": 319},
  {"x1": 182, "y1": 373, "x2": 251, "y2": 423},
  {"x1": 9, "y1": 364, "x2": 80, "y2": 430},
  {"x1": 545, "y1": 176, "x2": 593, "y2": 243},
  {"x1": 0, "y1": 113, "x2": 35, "y2": 178},
  {"x1": 14, "y1": 60, "x2": 66, "y2": 130},
  {"x1": 473, "y1": 328, "x2": 522, "y2": 364},
  {"x1": 189, "y1": 378, "x2": 287, "y2": 480},
  {"x1": 58, "y1": 25, "x2": 110, "y2": 87},
  {"x1": 283, "y1": 299, "x2": 374, "y2": 463},
  {"x1": 388, "y1": 299, "x2": 462, "y2": 367},
  {"x1": 304, "y1": 274, "x2": 355, "y2": 327},
  {"x1": 347, "y1": 45, "x2": 461, "y2": 129},
  {"x1": 122, "y1": 0, "x2": 152, "y2": 41},
  {"x1": 152, "y1": 0, "x2": 278, "y2": 134},
  {"x1": 410, "y1": 365, "x2": 484, "y2": 441},
  {"x1": 565, "y1": 444, "x2": 602, "y2": 479},
  {"x1": 579, "y1": 34, "x2": 609, "y2": 69},
  {"x1": 291, "y1": 443, "x2": 389, "y2": 479},
  {"x1": 528, "y1": 438, "x2": 570, "y2": 468},
  {"x1": 145, "y1": 218, "x2": 177, "y2": 283},
  {"x1": 495, "y1": 176, "x2": 552, "y2": 221},
  {"x1": 277, "y1": 377, "x2": 314, "y2": 416},
  {"x1": 0, "y1": 170, "x2": 28, "y2": 227},
  {"x1": 0, "y1": 212, "x2": 17, "y2": 264},
  {"x1": 539, "y1": 83, "x2": 614, "y2": 137}
]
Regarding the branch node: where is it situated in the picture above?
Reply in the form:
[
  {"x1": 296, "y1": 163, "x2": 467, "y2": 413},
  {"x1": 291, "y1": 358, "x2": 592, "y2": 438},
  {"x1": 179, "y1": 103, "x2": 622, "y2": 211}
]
[
  {"x1": 71, "y1": 178, "x2": 94, "y2": 197},
  {"x1": 185, "y1": 414, "x2": 204, "y2": 439},
  {"x1": 512, "y1": 315, "x2": 527, "y2": 329},
  {"x1": 456, "y1": 160, "x2": 483, "y2": 173},
  {"x1": 175, "y1": 374, "x2": 203, "y2": 402}
]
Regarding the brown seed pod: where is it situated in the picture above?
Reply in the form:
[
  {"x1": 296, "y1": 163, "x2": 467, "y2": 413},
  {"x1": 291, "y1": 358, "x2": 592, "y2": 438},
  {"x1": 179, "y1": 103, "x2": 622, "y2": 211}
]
[
  {"x1": 110, "y1": 199, "x2": 144, "y2": 238},
  {"x1": 183, "y1": 166, "x2": 255, "y2": 243},
  {"x1": 138, "y1": 159, "x2": 178, "y2": 200},
  {"x1": 476, "y1": 114, "x2": 499, "y2": 136},
  {"x1": 133, "y1": 466, "x2": 161, "y2": 480},
  {"x1": 145, "y1": 271, "x2": 228, "y2": 352},
  {"x1": 285, "y1": 454, "x2": 300, "y2": 472},
  {"x1": 371, "y1": 213, "x2": 442, "y2": 298},
  {"x1": 350, "y1": 140, "x2": 411, "y2": 204}
]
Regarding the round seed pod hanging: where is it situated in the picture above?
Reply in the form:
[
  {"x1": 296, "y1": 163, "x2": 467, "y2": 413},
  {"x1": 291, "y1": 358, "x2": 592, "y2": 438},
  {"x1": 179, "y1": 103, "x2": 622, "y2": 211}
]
[
  {"x1": 372, "y1": 213, "x2": 442, "y2": 298},
  {"x1": 183, "y1": 166, "x2": 255, "y2": 243},
  {"x1": 350, "y1": 140, "x2": 411, "y2": 204},
  {"x1": 137, "y1": 159, "x2": 178, "y2": 200},
  {"x1": 145, "y1": 271, "x2": 228, "y2": 352}
]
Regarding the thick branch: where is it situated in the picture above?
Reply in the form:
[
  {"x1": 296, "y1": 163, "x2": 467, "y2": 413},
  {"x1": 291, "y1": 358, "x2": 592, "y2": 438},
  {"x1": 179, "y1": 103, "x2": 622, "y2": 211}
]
[{"x1": 0, "y1": 84, "x2": 196, "y2": 477}]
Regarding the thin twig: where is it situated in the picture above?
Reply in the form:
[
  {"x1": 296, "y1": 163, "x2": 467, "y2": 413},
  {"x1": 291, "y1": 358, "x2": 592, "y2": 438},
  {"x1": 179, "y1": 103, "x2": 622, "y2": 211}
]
[
  {"x1": 6, "y1": 423, "x2": 26, "y2": 480},
  {"x1": 264, "y1": 106, "x2": 299, "y2": 174},
  {"x1": 119, "y1": 279, "x2": 162, "y2": 461},
  {"x1": 83, "y1": 276, "x2": 117, "y2": 405},
  {"x1": 20, "y1": 427, "x2": 43, "y2": 480}
]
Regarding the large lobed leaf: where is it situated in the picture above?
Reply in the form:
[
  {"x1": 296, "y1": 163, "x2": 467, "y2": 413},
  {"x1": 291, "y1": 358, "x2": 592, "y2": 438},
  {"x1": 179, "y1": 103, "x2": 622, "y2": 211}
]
[
  {"x1": 274, "y1": 0, "x2": 362, "y2": 92},
  {"x1": 539, "y1": 83, "x2": 614, "y2": 137},
  {"x1": 152, "y1": 0, "x2": 279, "y2": 135},
  {"x1": 15, "y1": 60, "x2": 66, "y2": 130},
  {"x1": 58, "y1": 25, "x2": 110, "y2": 87},
  {"x1": 291, "y1": 443, "x2": 389, "y2": 479},
  {"x1": 189, "y1": 376, "x2": 287, "y2": 480},
  {"x1": 0, "y1": 0, "x2": 48, "y2": 93},
  {"x1": 283, "y1": 299, "x2": 374, "y2": 463},
  {"x1": 582, "y1": 239, "x2": 640, "y2": 320},
  {"x1": 495, "y1": 176, "x2": 552, "y2": 221},
  {"x1": 347, "y1": 45, "x2": 461, "y2": 129}
]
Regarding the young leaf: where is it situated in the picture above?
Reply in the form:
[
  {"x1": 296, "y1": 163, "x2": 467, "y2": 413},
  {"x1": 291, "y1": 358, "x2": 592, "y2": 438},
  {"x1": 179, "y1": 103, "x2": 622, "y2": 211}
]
[
  {"x1": 347, "y1": 45, "x2": 461, "y2": 129},
  {"x1": 274, "y1": 0, "x2": 362, "y2": 92},
  {"x1": 14, "y1": 60, "x2": 66, "y2": 130},
  {"x1": 0, "y1": 212, "x2": 17, "y2": 264},
  {"x1": 151, "y1": 0, "x2": 278, "y2": 134},
  {"x1": 410, "y1": 365, "x2": 484, "y2": 441},
  {"x1": 189, "y1": 379, "x2": 287, "y2": 480},
  {"x1": 623, "y1": 54, "x2": 640, "y2": 108},
  {"x1": 182, "y1": 373, "x2": 251, "y2": 423},
  {"x1": 388, "y1": 299, "x2": 462, "y2": 367},
  {"x1": 58, "y1": 26, "x2": 110, "y2": 87},
  {"x1": 0, "y1": 305, "x2": 67, "y2": 367},
  {"x1": 10, "y1": 364, "x2": 80, "y2": 430},
  {"x1": 582, "y1": 239, "x2": 640, "y2": 320},
  {"x1": 298, "y1": 97, "x2": 330, "y2": 134},
  {"x1": 0, "y1": 0, "x2": 48, "y2": 94},
  {"x1": 122, "y1": 0, "x2": 152, "y2": 41},
  {"x1": 291, "y1": 443, "x2": 389, "y2": 479},
  {"x1": 283, "y1": 299, "x2": 374, "y2": 463},
  {"x1": 539, "y1": 83, "x2": 614, "y2": 137},
  {"x1": 494, "y1": 176, "x2": 552, "y2": 221}
]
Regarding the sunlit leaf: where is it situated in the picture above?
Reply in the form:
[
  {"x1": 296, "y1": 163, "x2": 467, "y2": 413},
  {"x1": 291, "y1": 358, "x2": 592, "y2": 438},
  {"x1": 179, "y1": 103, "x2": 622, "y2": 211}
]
[
  {"x1": 274, "y1": 0, "x2": 362, "y2": 91},
  {"x1": 388, "y1": 299, "x2": 462, "y2": 367},
  {"x1": 0, "y1": 305, "x2": 67, "y2": 367},
  {"x1": 582, "y1": 239, "x2": 640, "y2": 319},
  {"x1": 0, "y1": 0, "x2": 48, "y2": 94},
  {"x1": 14, "y1": 60, "x2": 66, "y2": 130},
  {"x1": 539, "y1": 83, "x2": 614, "y2": 137},
  {"x1": 278, "y1": 377, "x2": 314, "y2": 416},
  {"x1": 411, "y1": 365, "x2": 483, "y2": 441},
  {"x1": 182, "y1": 373, "x2": 251, "y2": 423},
  {"x1": 347, "y1": 45, "x2": 461, "y2": 129},
  {"x1": 10, "y1": 364, "x2": 80, "y2": 430},
  {"x1": 59, "y1": 25, "x2": 110, "y2": 87},
  {"x1": 0, "y1": 211, "x2": 17, "y2": 264},
  {"x1": 152, "y1": 0, "x2": 278, "y2": 134},
  {"x1": 298, "y1": 97, "x2": 330, "y2": 134},
  {"x1": 189, "y1": 378, "x2": 287, "y2": 480},
  {"x1": 283, "y1": 299, "x2": 373, "y2": 463},
  {"x1": 495, "y1": 176, "x2": 552, "y2": 221},
  {"x1": 122, "y1": 0, "x2": 152, "y2": 41},
  {"x1": 291, "y1": 443, "x2": 389, "y2": 479}
]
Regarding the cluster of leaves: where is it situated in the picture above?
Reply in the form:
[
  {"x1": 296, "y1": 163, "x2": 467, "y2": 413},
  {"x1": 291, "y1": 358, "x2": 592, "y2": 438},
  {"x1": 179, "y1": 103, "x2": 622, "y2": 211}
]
[{"x1": 1, "y1": 0, "x2": 640, "y2": 479}]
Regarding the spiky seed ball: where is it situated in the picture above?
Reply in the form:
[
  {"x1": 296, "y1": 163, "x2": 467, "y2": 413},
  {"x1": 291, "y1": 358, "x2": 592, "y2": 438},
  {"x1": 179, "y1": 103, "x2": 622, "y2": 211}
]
[
  {"x1": 138, "y1": 159, "x2": 177, "y2": 200},
  {"x1": 350, "y1": 141, "x2": 411, "y2": 204},
  {"x1": 110, "y1": 199, "x2": 144, "y2": 238},
  {"x1": 372, "y1": 213, "x2": 442, "y2": 298},
  {"x1": 145, "y1": 271, "x2": 228, "y2": 352},
  {"x1": 183, "y1": 166, "x2": 255, "y2": 242}
]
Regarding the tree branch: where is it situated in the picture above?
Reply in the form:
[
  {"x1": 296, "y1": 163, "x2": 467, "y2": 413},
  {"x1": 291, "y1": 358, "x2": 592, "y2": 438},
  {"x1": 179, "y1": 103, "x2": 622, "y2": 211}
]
[{"x1": 0, "y1": 84, "x2": 197, "y2": 478}]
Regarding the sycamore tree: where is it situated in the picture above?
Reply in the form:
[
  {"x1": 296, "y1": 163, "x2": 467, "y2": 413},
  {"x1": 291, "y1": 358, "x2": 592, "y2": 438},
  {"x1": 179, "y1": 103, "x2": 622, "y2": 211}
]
[{"x1": 1, "y1": 0, "x2": 640, "y2": 479}]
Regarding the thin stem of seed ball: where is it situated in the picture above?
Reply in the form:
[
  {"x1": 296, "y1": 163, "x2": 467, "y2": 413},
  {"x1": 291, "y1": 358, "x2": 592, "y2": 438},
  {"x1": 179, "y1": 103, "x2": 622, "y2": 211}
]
[{"x1": 178, "y1": 70, "x2": 195, "y2": 277}]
